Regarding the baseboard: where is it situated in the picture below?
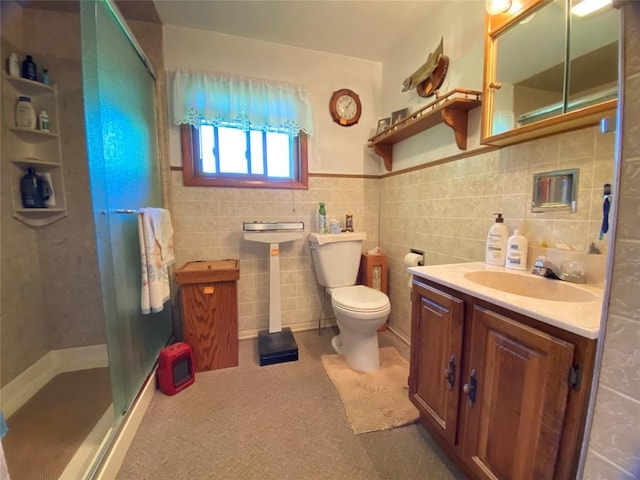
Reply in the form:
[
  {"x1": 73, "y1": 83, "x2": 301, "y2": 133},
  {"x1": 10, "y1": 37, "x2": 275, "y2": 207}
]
[
  {"x1": 91, "y1": 369, "x2": 157, "y2": 480},
  {"x1": 0, "y1": 344, "x2": 108, "y2": 418},
  {"x1": 238, "y1": 319, "x2": 337, "y2": 340},
  {"x1": 386, "y1": 324, "x2": 411, "y2": 346}
]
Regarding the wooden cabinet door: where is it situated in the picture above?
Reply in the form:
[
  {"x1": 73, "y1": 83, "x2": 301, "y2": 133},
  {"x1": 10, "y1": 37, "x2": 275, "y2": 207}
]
[
  {"x1": 462, "y1": 306, "x2": 574, "y2": 480},
  {"x1": 409, "y1": 283, "x2": 464, "y2": 444}
]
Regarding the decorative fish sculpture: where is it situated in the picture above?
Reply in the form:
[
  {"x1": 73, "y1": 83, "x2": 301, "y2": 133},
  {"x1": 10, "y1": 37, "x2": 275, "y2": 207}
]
[{"x1": 402, "y1": 37, "x2": 444, "y2": 93}]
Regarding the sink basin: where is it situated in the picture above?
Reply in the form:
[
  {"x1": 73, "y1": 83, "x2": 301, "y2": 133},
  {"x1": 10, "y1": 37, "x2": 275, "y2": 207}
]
[
  {"x1": 243, "y1": 231, "x2": 304, "y2": 244},
  {"x1": 464, "y1": 271, "x2": 599, "y2": 303}
]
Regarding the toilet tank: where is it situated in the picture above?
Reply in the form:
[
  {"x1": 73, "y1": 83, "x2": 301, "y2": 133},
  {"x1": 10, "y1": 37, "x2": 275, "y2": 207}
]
[{"x1": 309, "y1": 232, "x2": 366, "y2": 288}]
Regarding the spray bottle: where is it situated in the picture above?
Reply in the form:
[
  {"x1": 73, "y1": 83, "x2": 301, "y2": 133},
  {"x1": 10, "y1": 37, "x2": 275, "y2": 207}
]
[{"x1": 318, "y1": 202, "x2": 327, "y2": 234}]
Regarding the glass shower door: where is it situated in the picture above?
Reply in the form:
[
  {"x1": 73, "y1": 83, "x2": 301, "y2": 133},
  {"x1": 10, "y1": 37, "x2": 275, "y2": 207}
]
[{"x1": 80, "y1": 0, "x2": 171, "y2": 417}]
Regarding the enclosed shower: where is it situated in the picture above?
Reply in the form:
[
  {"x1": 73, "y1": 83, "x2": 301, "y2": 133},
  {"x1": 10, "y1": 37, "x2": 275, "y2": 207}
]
[{"x1": 0, "y1": 1, "x2": 171, "y2": 478}]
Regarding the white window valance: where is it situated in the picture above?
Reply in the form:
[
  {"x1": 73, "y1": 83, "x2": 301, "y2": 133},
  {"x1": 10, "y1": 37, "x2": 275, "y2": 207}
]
[{"x1": 172, "y1": 69, "x2": 313, "y2": 135}]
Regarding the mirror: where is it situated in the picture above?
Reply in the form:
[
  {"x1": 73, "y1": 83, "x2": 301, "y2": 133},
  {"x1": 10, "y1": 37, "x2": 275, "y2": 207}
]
[
  {"x1": 532, "y1": 168, "x2": 579, "y2": 212},
  {"x1": 481, "y1": 0, "x2": 618, "y2": 146}
]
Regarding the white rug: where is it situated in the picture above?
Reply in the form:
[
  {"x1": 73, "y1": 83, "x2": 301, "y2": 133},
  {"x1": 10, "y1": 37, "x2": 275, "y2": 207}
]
[{"x1": 321, "y1": 347, "x2": 419, "y2": 435}]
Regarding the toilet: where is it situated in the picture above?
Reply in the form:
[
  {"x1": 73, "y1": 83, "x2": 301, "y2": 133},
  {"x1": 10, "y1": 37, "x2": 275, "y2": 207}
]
[{"x1": 309, "y1": 232, "x2": 390, "y2": 372}]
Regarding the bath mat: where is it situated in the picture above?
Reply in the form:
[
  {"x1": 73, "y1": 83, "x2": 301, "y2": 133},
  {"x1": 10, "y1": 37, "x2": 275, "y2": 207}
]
[{"x1": 321, "y1": 347, "x2": 419, "y2": 435}]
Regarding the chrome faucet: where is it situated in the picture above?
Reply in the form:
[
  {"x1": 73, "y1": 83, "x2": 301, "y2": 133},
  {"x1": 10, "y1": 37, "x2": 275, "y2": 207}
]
[{"x1": 531, "y1": 258, "x2": 585, "y2": 284}]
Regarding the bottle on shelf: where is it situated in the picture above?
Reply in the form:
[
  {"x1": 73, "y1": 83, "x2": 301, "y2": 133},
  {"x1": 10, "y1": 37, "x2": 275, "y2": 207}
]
[
  {"x1": 21, "y1": 168, "x2": 38, "y2": 208},
  {"x1": 38, "y1": 110, "x2": 50, "y2": 132},
  {"x1": 41, "y1": 68, "x2": 49, "y2": 85},
  {"x1": 20, "y1": 167, "x2": 50, "y2": 208},
  {"x1": 15, "y1": 96, "x2": 36, "y2": 129},
  {"x1": 8, "y1": 53, "x2": 20, "y2": 77},
  {"x1": 21, "y1": 54, "x2": 37, "y2": 81}
]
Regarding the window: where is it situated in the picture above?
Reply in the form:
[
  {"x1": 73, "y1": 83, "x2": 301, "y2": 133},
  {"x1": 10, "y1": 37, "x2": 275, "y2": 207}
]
[
  {"x1": 181, "y1": 123, "x2": 308, "y2": 189},
  {"x1": 172, "y1": 70, "x2": 313, "y2": 189}
]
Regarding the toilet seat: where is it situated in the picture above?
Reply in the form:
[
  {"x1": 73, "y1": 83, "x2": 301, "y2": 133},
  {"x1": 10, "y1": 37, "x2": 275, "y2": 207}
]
[{"x1": 331, "y1": 285, "x2": 389, "y2": 314}]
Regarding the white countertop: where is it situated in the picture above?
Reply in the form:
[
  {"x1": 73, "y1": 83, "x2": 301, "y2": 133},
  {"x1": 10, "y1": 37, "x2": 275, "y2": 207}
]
[{"x1": 408, "y1": 262, "x2": 604, "y2": 339}]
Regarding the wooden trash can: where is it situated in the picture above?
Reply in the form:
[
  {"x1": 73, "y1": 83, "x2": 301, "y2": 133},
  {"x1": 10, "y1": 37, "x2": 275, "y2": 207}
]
[
  {"x1": 175, "y1": 260, "x2": 240, "y2": 372},
  {"x1": 357, "y1": 253, "x2": 388, "y2": 331}
]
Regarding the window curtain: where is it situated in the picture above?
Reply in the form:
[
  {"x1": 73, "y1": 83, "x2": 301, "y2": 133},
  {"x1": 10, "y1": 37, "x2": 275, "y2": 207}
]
[{"x1": 172, "y1": 69, "x2": 313, "y2": 135}]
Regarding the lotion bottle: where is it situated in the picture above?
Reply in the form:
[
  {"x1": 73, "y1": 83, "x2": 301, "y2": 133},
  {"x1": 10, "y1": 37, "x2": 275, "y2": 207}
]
[
  {"x1": 485, "y1": 213, "x2": 509, "y2": 266},
  {"x1": 15, "y1": 96, "x2": 36, "y2": 129},
  {"x1": 505, "y1": 228, "x2": 528, "y2": 270}
]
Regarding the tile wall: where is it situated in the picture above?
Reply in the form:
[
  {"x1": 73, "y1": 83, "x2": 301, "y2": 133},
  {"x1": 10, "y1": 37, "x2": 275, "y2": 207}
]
[
  {"x1": 170, "y1": 122, "x2": 614, "y2": 340},
  {"x1": 170, "y1": 173, "x2": 380, "y2": 336},
  {"x1": 583, "y1": 3, "x2": 640, "y2": 478},
  {"x1": 380, "y1": 126, "x2": 614, "y2": 339}
]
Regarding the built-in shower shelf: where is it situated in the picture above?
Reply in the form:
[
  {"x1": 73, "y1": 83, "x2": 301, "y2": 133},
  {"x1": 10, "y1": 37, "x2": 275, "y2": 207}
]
[
  {"x1": 14, "y1": 209, "x2": 68, "y2": 227},
  {"x1": 2, "y1": 72, "x2": 67, "y2": 228}
]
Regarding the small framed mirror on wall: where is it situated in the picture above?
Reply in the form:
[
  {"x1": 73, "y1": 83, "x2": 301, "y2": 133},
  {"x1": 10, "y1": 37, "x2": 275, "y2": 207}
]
[{"x1": 532, "y1": 168, "x2": 579, "y2": 213}]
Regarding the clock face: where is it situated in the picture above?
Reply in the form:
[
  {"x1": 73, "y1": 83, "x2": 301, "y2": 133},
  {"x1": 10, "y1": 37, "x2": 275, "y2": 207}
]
[
  {"x1": 330, "y1": 89, "x2": 361, "y2": 126},
  {"x1": 336, "y1": 94, "x2": 357, "y2": 120}
]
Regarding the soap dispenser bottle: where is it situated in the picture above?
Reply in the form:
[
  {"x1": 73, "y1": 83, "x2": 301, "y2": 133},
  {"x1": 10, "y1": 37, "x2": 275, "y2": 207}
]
[
  {"x1": 505, "y1": 228, "x2": 528, "y2": 270},
  {"x1": 485, "y1": 213, "x2": 509, "y2": 266}
]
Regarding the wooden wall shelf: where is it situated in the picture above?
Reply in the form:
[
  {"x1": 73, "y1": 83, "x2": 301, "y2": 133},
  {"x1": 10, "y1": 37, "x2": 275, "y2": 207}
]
[{"x1": 367, "y1": 89, "x2": 482, "y2": 171}]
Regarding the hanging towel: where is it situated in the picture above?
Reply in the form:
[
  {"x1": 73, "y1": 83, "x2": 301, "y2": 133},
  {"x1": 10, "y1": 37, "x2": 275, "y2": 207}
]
[{"x1": 138, "y1": 207, "x2": 175, "y2": 314}]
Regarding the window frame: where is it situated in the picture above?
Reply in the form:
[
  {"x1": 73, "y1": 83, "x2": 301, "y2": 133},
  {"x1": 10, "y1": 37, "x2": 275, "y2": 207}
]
[{"x1": 180, "y1": 124, "x2": 308, "y2": 189}]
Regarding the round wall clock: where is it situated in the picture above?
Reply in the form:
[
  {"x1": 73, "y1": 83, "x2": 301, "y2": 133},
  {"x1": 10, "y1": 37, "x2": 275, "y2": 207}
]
[{"x1": 329, "y1": 89, "x2": 362, "y2": 126}]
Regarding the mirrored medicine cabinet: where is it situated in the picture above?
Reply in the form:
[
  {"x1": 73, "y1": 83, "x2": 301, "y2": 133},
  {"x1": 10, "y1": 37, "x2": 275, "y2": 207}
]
[{"x1": 481, "y1": 0, "x2": 619, "y2": 147}]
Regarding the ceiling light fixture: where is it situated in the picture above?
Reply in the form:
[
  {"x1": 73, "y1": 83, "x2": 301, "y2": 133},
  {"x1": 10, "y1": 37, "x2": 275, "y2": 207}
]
[
  {"x1": 571, "y1": 0, "x2": 612, "y2": 17},
  {"x1": 485, "y1": 0, "x2": 512, "y2": 15}
]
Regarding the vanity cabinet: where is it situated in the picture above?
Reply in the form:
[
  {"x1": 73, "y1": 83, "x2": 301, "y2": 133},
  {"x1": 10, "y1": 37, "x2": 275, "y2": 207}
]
[
  {"x1": 409, "y1": 277, "x2": 596, "y2": 479},
  {"x1": 1, "y1": 72, "x2": 67, "y2": 227},
  {"x1": 410, "y1": 282, "x2": 464, "y2": 444}
]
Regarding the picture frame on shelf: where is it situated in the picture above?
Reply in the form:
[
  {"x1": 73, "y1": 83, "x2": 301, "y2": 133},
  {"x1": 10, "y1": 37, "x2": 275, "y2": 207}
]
[
  {"x1": 376, "y1": 117, "x2": 391, "y2": 134},
  {"x1": 391, "y1": 108, "x2": 409, "y2": 125}
]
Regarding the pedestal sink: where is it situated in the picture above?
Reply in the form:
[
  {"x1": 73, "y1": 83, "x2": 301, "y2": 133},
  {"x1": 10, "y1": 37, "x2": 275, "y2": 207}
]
[{"x1": 243, "y1": 221, "x2": 305, "y2": 366}]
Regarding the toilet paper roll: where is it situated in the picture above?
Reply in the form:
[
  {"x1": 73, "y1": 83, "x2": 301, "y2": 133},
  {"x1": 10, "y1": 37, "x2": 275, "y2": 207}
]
[
  {"x1": 404, "y1": 252, "x2": 422, "y2": 268},
  {"x1": 404, "y1": 253, "x2": 423, "y2": 288}
]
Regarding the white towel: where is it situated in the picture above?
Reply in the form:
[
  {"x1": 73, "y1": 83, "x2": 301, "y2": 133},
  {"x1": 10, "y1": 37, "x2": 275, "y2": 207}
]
[{"x1": 138, "y1": 207, "x2": 175, "y2": 314}]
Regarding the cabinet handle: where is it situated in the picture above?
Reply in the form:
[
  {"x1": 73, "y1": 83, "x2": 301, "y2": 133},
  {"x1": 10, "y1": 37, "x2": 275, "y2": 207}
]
[
  {"x1": 463, "y1": 369, "x2": 477, "y2": 405},
  {"x1": 443, "y1": 355, "x2": 456, "y2": 390},
  {"x1": 489, "y1": 81, "x2": 502, "y2": 90}
]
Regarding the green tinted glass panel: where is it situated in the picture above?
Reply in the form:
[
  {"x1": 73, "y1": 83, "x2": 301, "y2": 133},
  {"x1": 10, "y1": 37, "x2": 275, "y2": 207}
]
[{"x1": 81, "y1": 0, "x2": 171, "y2": 418}]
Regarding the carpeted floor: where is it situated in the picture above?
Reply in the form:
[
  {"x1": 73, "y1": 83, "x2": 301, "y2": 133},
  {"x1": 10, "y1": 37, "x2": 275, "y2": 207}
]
[
  {"x1": 3, "y1": 367, "x2": 112, "y2": 480},
  {"x1": 117, "y1": 328, "x2": 467, "y2": 480}
]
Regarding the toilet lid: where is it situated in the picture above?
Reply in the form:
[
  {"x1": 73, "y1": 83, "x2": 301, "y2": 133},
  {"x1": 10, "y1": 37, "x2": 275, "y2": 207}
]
[{"x1": 331, "y1": 285, "x2": 389, "y2": 313}]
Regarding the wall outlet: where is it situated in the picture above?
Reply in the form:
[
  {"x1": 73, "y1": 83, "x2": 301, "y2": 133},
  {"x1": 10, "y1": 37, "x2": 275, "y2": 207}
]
[{"x1": 410, "y1": 248, "x2": 425, "y2": 266}]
